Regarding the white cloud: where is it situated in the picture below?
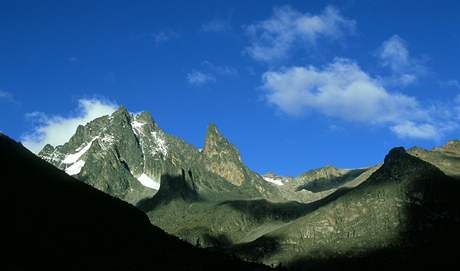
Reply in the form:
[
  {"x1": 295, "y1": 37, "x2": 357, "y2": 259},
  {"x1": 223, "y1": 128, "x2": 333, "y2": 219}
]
[
  {"x1": 262, "y1": 58, "x2": 454, "y2": 140},
  {"x1": 380, "y1": 35, "x2": 410, "y2": 72},
  {"x1": 186, "y1": 70, "x2": 216, "y2": 86},
  {"x1": 245, "y1": 5, "x2": 355, "y2": 62},
  {"x1": 22, "y1": 98, "x2": 117, "y2": 153},
  {"x1": 201, "y1": 19, "x2": 231, "y2": 32},
  {"x1": 390, "y1": 122, "x2": 438, "y2": 140},
  {"x1": 378, "y1": 35, "x2": 426, "y2": 86}
]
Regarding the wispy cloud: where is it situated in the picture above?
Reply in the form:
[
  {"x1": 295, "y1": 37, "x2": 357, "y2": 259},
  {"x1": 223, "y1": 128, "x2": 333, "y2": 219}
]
[
  {"x1": 21, "y1": 98, "x2": 118, "y2": 153},
  {"x1": 201, "y1": 19, "x2": 231, "y2": 32},
  {"x1": 0, "y1": 90, "x2": 15, "y2": 103},
  {"x1": 456, "y1": 95, "x2": 460, "y2": 120},
  {"x1": 244, "y1": 5, "x2": 355, "y2": 62},
  {"x1": 186, "y1": 70, "x2": 216, "y2": 86},
  {"x1": 152, "y1": 30, "x2": 178, "y2": 46},
  {"x1": 440, "y1": 79, "x2": 460, "y2": 89},
  {"x1": 262, "y1": 58, "x2": 456, "y2": 140},
  {"x1": 390, "y1": 122, "x2": 439, "y2": 140},
  {"x1": 186, "y1": 61, "x2": 237, "y2": 86},
  {"x1": 0, "y1": 90, "x2": 12, "y2": 99},
  {"x1": 377, "y1": 35, "x2": 426, "y2": 86},
  {"x1": 201, "y1": 61, "x2": 238, "y2": 76}
]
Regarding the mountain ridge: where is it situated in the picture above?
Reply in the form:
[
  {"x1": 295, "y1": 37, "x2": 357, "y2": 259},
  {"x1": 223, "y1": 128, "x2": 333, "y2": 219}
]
[
  {"x1": 33, "y1": 107, "x2": 460, "y2": 269},
  {"x1": 2, "y1": 133, "x2": 273, "y2": 271}
]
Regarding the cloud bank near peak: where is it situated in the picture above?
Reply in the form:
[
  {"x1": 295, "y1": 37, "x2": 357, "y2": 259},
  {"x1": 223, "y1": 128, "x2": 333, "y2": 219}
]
[{"x1": 22, "y1": 98, "x2": 118, "y2": 153}]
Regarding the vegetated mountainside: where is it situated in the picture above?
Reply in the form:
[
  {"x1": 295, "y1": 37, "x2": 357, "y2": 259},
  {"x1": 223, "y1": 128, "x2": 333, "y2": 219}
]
[
  {"x1": 407, "y1": 140, "x2": 460, "y2": 179},
  {"x1": 136, "y1": 147, "x2": 375, "y2": 251},
  {"x1": 36, "y1": 107, "x2": 460, "y2": 269},
  {"x1": 231, "y1": 147, "x2": 460, "y2": 269},
  {"x1": 271, "y1": 165, "x2": 380, "y2": 204},
  {"x1": 295, "y1": 166, "x2": 368, "y2": 193},
  {"x1": 3, "y1": 133, "x2": 272, "y2": 271}
]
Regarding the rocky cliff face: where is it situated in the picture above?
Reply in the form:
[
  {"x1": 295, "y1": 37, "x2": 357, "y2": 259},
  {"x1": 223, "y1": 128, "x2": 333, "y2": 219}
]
[
  {"x1": 38, "y1": 107, "x2": 284, "y2": 205},
  {"x1": 203, "y1": 124, "x2": 246, "y2": 186},
  {"x1": 39, "y1": 107, "x2": 178, "y2": 204},
  {"x1": 2, "y1": 134, "x2": 272, "y2": 271},
  {"x1": 36, "y1": 106, "x2": 460, "y2": 269}
]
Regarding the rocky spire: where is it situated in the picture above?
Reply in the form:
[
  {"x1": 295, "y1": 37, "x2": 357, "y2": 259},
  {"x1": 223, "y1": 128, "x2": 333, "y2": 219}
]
[
  {"x1": 202, "y1": 123, "x2": 246, "y2": 186},
  {"x1": 203, "y1": 124, "x2": 240, "y2": 160}
]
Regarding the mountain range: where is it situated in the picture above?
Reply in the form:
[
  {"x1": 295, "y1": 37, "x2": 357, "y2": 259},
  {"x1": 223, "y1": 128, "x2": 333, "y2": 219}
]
[
  {"x1": 2, "y1": 133, "x2": 271, "y2": 271},
  {"x1": 12, "y1": 106, "x2": 460, "y2": 269}
]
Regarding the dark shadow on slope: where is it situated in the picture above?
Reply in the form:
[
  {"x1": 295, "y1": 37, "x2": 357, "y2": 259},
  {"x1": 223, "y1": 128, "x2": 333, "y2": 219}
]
[
  {"x1": 296, "y1": 168, "x2": 367, "y2": 193},
  {"x1": 286, "y1": 179, "x2": 460, "y2": 270},
  {"x1": 230, "y1": 235, "x2": 284, "y2": 264},
  {"x1": 137, "y1": 169, "x2": 202, "y2": 212},
  {"x1": 173, "y1": 225, "x2": 234, "y2": 248},
  {"x1": 202, "y1": 232, "x2": 233, "y2": 248},
  {"x1": 219, "y1": 187, "x2": 353, "y2": 223},
  {"x1": 228, "y1": 148, "x2": 460, "y2": 270},
  {"x1": 2, "y1": 134, "x2": 274, "y2": 271}
]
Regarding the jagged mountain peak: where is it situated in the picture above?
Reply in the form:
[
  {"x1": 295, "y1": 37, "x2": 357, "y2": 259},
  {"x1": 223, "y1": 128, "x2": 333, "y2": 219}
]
[
  {"x1": 202, "y1": 123, "x2": 248, "y2": 186},
  {"x1": 203, "y1": 123, "x2": 241, "y2": 160},
  {"x1": 37, "y1": 107, "x2": 173, "y2": 204},
  {"x1": 384, "y1": 146, "x2": 407, "y2": 163},
  {"x1": 114, "y1": 105, "x2": 129, "y2": 115},
  {"x1": 135, "y1": 111, "x2": 156, "y2": 125},
  {"x1": 206, "y1": 122, "x2": 220, "y2": 135},
  {"x1": 371, "y1": 146, "x2": 446, "y2": 186},
  {"x1": 381, "y1": 146, "x2": 436, "y2": 174}
]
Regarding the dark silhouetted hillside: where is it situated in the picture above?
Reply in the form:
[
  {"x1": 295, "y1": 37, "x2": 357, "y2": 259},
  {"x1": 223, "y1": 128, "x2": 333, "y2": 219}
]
[{"x1": 2, "y1": 133, "x2": 272, "y2": 271}]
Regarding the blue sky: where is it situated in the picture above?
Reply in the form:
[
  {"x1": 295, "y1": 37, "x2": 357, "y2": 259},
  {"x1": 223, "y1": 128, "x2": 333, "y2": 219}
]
[{"x1": 1, "y1": 0, "x2": 459, "y2": 176}]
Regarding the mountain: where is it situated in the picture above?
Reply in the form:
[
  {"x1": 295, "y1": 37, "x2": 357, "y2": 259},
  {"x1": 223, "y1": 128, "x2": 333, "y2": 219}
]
[
  {"x1": 232, "y1": 147, "x2": 460, "y2": 269},
  {"x1": 35, "y1": 107, "x2": 460, "y2": 269},
  {"x1": 3, "y1": 133, "x2": 272, "y2": 270},
  {"x1": 39, "y1": 107, "x2": 283, "y2": 205},
  {"x1": 407, "y1": 140, "x2": 460, "y2": 179},
  {"x1": 295, "y1": 166, "x2": 368, "y2": 192}
]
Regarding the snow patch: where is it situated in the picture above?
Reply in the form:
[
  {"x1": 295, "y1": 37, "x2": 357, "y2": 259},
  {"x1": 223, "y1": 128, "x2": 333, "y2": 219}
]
[
  {"x1": 151, "y1": 131, "x2": 168, "y2": 157},
  {"x1": 131, "y1": 120, "x2": 145, "y2": 136},
  {"x1": 65, "y1": 160, "x2": 85, "y2": 175},
  {"x1": 263, "y1": 176, "x2": 284, "y2": 186},
  {"x1": 99, "y1": 134, "x2": 115, "y2": 150},
  {"x1": 137, "y1": 173, "x2": 160, "y2": 190},
  {"x1": 132, "y1": 120, "x2": 145, "y2": 130},
  {"x1": 62, "y1": 137, "x2": 97, "y2": 164}
]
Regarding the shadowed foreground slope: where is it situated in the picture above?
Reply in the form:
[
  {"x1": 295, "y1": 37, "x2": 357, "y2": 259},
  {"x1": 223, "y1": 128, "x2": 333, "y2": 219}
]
[
  {"x1": 231, "y1": 148, "x2": 460, "y2": 269},
  {"x1": 2, "y1": 134, "x2": 272, "y2": 271}
]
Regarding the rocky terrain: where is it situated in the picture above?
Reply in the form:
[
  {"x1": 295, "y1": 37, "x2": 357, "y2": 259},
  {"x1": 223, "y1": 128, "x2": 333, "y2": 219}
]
[
  {"x1": 36, "y1": 106, "x2": 460, "y2": 269},
  {"x1": 2, "y1": 133, "x2": 272, "y2": 271}
]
